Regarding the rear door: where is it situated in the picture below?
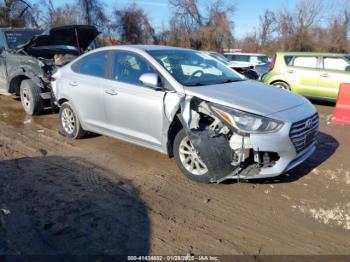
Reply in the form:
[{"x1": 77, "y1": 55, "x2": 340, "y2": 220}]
[
  {"x1": 67, "y1": 50, "x2": 110, "y2": 129},
  {"x1": 284, "y1": 55, "x2": 320, "y2": 96},
  {"x1": 317, "y1": 56, "x2": 350, "y2": 99},
  {"x1": 102, "y1": 50, "x2": 165, "y2": 149},
  {"x1": 0, "y1": 32, "x2": 7, "y2": 90}
]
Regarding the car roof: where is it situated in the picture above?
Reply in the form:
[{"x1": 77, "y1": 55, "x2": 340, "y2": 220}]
[
  {"x1": 224, "y1": 53, "x2": 267, "y2": 56},
  {"x1": 117, "y1": 45, "x2": 195, "y2": 52},
  {"x1": 276, "y1": 51, "x2": 347, "y2": 56},
  {"x1": 92, "y1": 45, "x2": 201, "y2": 55}
]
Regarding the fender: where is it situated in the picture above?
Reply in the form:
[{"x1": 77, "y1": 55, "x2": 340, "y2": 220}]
[{"x1": 7, "y1": 69, "x2": 45, "y2": 95}]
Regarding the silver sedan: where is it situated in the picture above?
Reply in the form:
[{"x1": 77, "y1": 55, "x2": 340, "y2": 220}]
[{"x1": 52, "y1": 45, "x2": 319, "y2": 183}]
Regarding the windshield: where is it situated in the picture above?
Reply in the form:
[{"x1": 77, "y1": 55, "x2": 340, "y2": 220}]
[
  {"x1": 208, "y1": 52, "x2": 230, "y2": 65},
  {"x1": 148, "y1": 49, "x2": 243, "y2": 86},
  {"x1": 5, "y1": 30, "x2": 41, "y2": 49}
]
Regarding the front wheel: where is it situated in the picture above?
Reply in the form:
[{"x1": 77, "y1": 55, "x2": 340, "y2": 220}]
[
  {"x1": 173, "y1": 129, "x2": 212, "y2": 183},
  {"x1": 59, "y1": 102, "x2": 86, "y2": 139},
  {"x1": 20, "y1": 79, "x2": 44, "y2": 115}
]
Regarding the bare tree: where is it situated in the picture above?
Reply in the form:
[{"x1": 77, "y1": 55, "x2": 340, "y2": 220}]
[
  {"x1": 169, "y1": 0, "x2": 203, "y2": 32},
  {"x1": 0, "y1": 0, "x2": 34, "y2": 27},
  {"x1": 168, "y1": 0, "x2": 235, "y2": 51},
  {"x1": 41, "y1": 0, "x2": 83, "y2": 28},
  {"x1": 112, "y1": 4, "x2": 156, "y2": 44},
  {"x1": 324, "y1": 1, "x2": 350, "y2": 52},
  {"x1": 275, "y1": 0, "x2": 323, "y2": 51},
  {"x1": 259, "y1": 10, "x2": 276, "y2": 47},
  {"x1": 77, "y1": 0, "x2": 107, "y2": 29}
]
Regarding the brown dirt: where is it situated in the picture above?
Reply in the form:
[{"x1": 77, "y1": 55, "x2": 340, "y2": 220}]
[{"x1": 0, "y1": 95, "x2": 349, "y2": 255}]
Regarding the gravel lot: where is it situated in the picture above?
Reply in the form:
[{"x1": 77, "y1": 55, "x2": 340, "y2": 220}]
[{"x1": 0, "y1": 95, "x2": 349, "y2": 255}]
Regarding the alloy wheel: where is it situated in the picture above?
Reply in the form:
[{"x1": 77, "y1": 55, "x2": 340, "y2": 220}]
[
  {"x1": 179, "y1": 136, "x2": 208, "y2": 176},
  {"x1": 61, "y1": 107, "x2": 76, "y2": 135}
]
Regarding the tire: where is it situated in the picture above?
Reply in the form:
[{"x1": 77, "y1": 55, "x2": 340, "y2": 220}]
[
  {"x1": 173, "y1": 129, "x2": 234, "y2": 183},
  {"x1": 59, "y1": 102, "x2": 86, "y2": 139},
  {"x1": 174, "y1": 129, "x2": 211, "y2": 183},
  {"x1": 272, "y1": 81, "x2": 291, "y2": 91},
  {"x1": 20, "y1": 79, "x2": 44, "y2": 115}
]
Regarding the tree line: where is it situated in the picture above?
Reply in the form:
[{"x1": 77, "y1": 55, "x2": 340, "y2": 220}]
[{"x1": 1, "y1": 0, "x2": 349, "y2": 54}]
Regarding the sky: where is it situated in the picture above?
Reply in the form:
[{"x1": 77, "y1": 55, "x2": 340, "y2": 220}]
[{"x1": 40, "y1": 0, "x2": 344, "y2": 38}]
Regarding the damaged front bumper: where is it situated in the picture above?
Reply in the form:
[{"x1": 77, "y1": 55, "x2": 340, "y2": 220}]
[
  {"x1": 237, "y1": 123, "x2": 317, "y2": 179},
  {"x1": 178, "y1": 95, "x2": 319, "y2": 182}
]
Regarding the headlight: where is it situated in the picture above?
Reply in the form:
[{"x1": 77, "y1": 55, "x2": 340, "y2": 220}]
[{"x1": 211, "y1": 105, "x2": 284, "y2": 134}]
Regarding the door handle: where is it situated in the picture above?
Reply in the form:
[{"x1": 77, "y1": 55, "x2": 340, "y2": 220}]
[
  {"x1": 321, "y1": 73, "x2": 330, "y2": 78},
  {"x1": 105, "y1": 89, "x2": 118, "y2": 96},
  {"x1": 69, "y1": 81, "x2": 78, "y2": 86},
  {"x1": 287, "y1": 69, "x2": 295, "y2": 74}
]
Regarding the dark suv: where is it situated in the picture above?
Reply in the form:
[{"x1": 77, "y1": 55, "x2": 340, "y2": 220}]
[{"x1": 0, "y1": 25, "x2": 99, "y2": 115}]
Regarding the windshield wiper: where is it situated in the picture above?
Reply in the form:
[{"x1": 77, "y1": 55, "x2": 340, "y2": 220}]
[
  {"x1": 185, "y1": 82, "x2": 207, "y2": 86},
  {"x1": 218, "y1": 78, "x2": 245, "y2": 84}
]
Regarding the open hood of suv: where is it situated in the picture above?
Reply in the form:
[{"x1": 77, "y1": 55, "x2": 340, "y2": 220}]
[{"x1": 20, "y1": 25, "x2": 100, "y2": 52}]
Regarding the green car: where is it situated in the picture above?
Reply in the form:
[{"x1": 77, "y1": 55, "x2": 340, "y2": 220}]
[{"x1": 262, "y1": 52, "x2": 350, "y2": 100}]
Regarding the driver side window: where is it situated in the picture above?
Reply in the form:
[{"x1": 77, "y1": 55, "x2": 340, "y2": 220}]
[{"x1": 112, "y1": 51, "x2": 156, "y2": 87}]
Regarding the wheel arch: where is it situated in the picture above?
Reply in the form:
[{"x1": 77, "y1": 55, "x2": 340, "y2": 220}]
[
  {"x1": 57, "y1": 98, "x2": 69, "y2": 106},
  {"x1": 8, "y1": 74, "x2": 43, "y2": 96},
  {"x1": 270, "y1": 79, "x2": 291, "y2": 90},
  {"x1": 166, "y1": 113, "x2": 183, "y2": 158}
]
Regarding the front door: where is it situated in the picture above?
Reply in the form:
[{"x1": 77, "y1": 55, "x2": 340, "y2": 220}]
[
  {"x1": 103, "y1": 51, "x2": 165, "y2": 149},
  {"x1": 285, "y1": 55, "x2": 320, "y2": 96}
]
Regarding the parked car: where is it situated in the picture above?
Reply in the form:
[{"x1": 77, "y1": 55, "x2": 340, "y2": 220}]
[
  {"x1": 205, "y1": 51, "x2": 259, "y2": 80},
  {"x1": 262, "y1": 52, "x2": 350, "y2": 100},
  {"x1": 52, "y1": 45, "x2": 319, "y2": 183},
  {"x1": 0, "y1": 25, "x2": 99, "y2": 115},
  {"x1": 224, "y1": 52, "x2": 270, "y2": 78}
]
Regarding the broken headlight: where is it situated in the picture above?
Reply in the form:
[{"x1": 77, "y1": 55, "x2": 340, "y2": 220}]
[{"x1": 211, "y1": 105, "x2": 284, "y2": 134}]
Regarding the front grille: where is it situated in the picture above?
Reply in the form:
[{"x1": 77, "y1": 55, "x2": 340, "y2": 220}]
[{"x1": 290, "y1": 113, "x2": 319, "y2": 153}]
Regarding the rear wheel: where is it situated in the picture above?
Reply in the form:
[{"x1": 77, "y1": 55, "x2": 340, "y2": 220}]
[
  {"x1": 59, "y1": 102, "x2": 86, "y2": 139},
  {"x1": 20, "y1": 79, "x2": 44, "y2": 115},
  {"x1": 272, "y1": 81, "x2": 291, "y2": 91}
]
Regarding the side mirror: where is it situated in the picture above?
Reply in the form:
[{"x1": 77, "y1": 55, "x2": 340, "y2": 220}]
[{"x1": 139, "y1": 73, "x2": 161, "y2": 89}]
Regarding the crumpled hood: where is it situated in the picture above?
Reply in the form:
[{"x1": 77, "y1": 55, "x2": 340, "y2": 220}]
[
  {"x1": 183, "y1": 80, "x2": 308, "y2": 116},
  {"x1": 20, "y1": 25, "x2": 100, "y2": 51}
]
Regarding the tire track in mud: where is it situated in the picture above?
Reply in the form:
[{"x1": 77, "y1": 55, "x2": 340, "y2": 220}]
[{"x1": 0, "y1": 156, "x2": 150, "y2": 255}]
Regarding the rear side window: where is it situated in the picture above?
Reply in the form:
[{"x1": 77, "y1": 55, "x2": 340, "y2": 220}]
[
  {"x1": 72, "y1": 51, "x2": 109, "y2": 78},
  {"x1": 323, "y1": 57, "x2": 349, "y2": 71},
  {"x1": 284, "y1": 56, "x2": 293, "y2": 65},
  {"x1": 292, "y1": 56, "x2": 317, "y2": 68}
]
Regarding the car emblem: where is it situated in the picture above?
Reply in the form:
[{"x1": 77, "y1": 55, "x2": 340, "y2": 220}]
[{"x1": 305, "y1": 119, "x2": 313, "y2": 128}]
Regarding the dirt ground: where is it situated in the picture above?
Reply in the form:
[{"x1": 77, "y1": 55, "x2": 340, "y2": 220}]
[{"x1": 0, "y1": 94, "x2": 349, "y2": 256}]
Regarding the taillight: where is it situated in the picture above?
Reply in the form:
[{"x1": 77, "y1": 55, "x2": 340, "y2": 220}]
[{"x1": 268, "y1": 54, "x2": 276, "y2": 72}]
